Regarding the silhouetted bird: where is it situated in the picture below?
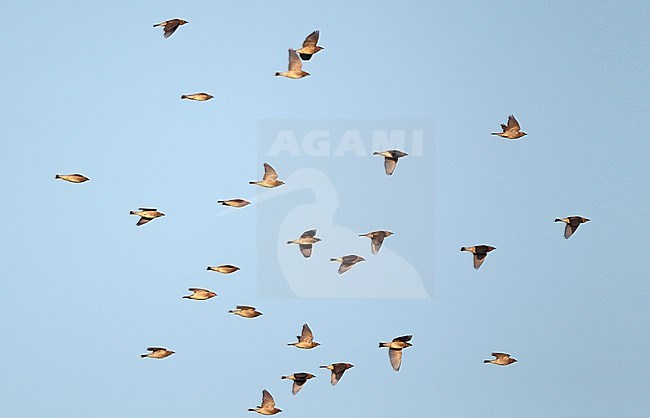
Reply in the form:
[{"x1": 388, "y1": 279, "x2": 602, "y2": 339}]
[
  {"x1": 182, "y1": 288, "x2": 217, "y2": 300},
  {"x1": 319, "y1": 363, "x2": 354, "y2": 386},
  {"x1": 460, "y1": 245, "x2": 496, "y2": 270},
  {"x1": 218, "y1": 199, "x2": 250, "y2": 208},
  {"x1": 281, "y1": 372, "x2": 316, "y2": 395},
  {"x1": 130, "y1": 208, "x2": 165, "y2": 226},
  {"x1": 359, "y1": 230, "x2": 393, "y2": 255},
  {"x1": 248, "y1": 389, "x2": 282, "y2": 415},
  {"x1": 181, "y1": 93, "x2": 213, "y2": 101},
  {"x1": 373, "y1": 150, "x2": 408, "y2": 175},
  {"x1": 287, "y1": 323, "x2": 320, "y2": 349},
  {"x1": 153, "y1": 19, "x2": 188, "y2": 39},
  {"x1": 484, "y1": 352, "x2": 517, "y2": 366},
  {"x1": 275, "y1": 48, "x2": 310, "y2": 79},
  {"x1": 491, "y1": 115, "x2": 527, "y2": 139},
  {"x1": 207, "y1": 264, "x2": 240, "y2": 274},
  {"x1": 379, "y1": 335, "x2": 413, "y2": 371},
  {"x1": 55, "y1": 174, "x2": 89, "y2": 183},
  {"x1": 249, "y1": 163, "x2": 285, "y2": 188},
  {"x1": 287, "y1": 229, "x2": 321, "y2": 258},
  {"x1": 296, "y1": 30, "x2": 323, "y2": 61},
  {"x1": 141, "y1": 347, "x2": 174, "y2": 359},
  {"x1": 555, "y1": 216, "x2": 590, "y2": 239},
  {"x1": 229, "y1": 305, "x2": 263, "y2": 318},
  {"x1": 330, "y1": 255, "x2": 365, "y2": 274}
]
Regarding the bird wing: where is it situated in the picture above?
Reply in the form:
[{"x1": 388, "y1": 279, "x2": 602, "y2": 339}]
[
  {"x1": 299, "y1": 244, "x2": 313, "y2": 258},
  {"x1": 262, "y1": 163, "x2": 278, "y2": 181},
  {"x1": 301, "y1": 229, "x2": 317, "y2": 238},
  {"x1": 331, "y1": 370, "x2": 345, "y2": 386},
  {"x1": 302, "y1": 30, "x2": 320, "y2": 47},
  {"x1": 384, "y1": 158, "x2": 398, "y2": 175},
  {"x1": 473, "y1": 253, "x2": 487, "y2": 270},
  {"x1": 163, "y1": 20, "x2": 180, "y2": 38},
  {"x1": 236, "y1": 305, "x2": 255, "y2": 310},
  {"x1": 506, "y1": 115, "x2": 521, "y2": 133},
  {"x1": 371, "y1": 234, "x2": 385, "y2": 255},
  {"x1": 394, "y1": 335, "x2": 413, "y2": 343},
  {"x1": 300, "y1": 324, "x2": 314, "y2": 343},
  {"x1": 492, "y1": 352, "x2": 509, "y2": 360},
  {"x1": 288, "y1": 48, "x2": 303, "y2": 71},
  {"x1": 147, "y1": 347, "x2": 166, "y2": 352},
  {"x1": 338, "y1": 261, "x2": 354, "y2": 274},
  {"x1": 292, "y1": 380, "x2": 306, "y2": 395},
  {"x1": 136, "y1": 217, "x2": 152, "y2": 226},
  {"x1": 138, "y1": 207, "x2": 158, "y2": 211},
  {"x1": 261, "y1": 390, "x2": 275, "y2": 408},
  {"x1": 564, "y1": 223, "x2": 578, "y2": 239},
  {"x1": 389, "y1": 348, "x2": 403, "y2": 371},
  {"x1": 188, "y1": 288, "x2": 203, "y2": 293}
]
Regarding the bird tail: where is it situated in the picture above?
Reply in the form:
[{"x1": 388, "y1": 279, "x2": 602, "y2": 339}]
[
  {"x1": 483, "y1": 360, "x2": 491, "y2": 363},
  {"x1": 490, "y1": 133, "x2": 501, "y2": 136},
  {"x1": 55, "y1": 174, "x2": 61, "y2": 179},
  {"x1": 130, "y1": 211, "x2": 136, "y2": 215},
  {"x1": 181, "y1": 95, "x2": 188, "y2": 99},
  {"x1": 217, "y1": 201, "x2": 224, "y2": 204},
  {"x1": 281, "y1": 375, "x2": 289, "y2": 379},
  {"x1": 460, "y1": 247, "x2": 467, "y2": 252},
  {"x1": 330, "y1": 258, "x2": 338, "y2": 262},
  {"x1": 228, "y1": 310, "x2": 235, "y2": 314},
  {"x1": 153, "y1": 23, "x2": 163, "y2": 27},
  {"x1": 182, "y1": 296, "x2": 190, "y2": 299},
  {"x1": 554, "y1": 218, "x2": 562, "y2": 222},
  {"x1": 319, "y1": 365, "x2": 327, "y2": 369},
  {"x1": 141, "y1": 354, "x2": 148, "y2": 358},
  {"x1": 275, "y1": 72, "x2": 281, "y2": 76},
  {"x1": 249, "y1": 181, "x2": 257, "y2": 185},
  {"x1": 247, "y1": 409, "x2": 256, "y2": 412},
  {"x1": 379, "y1": 342, "x2": 389, "y2": 348}
]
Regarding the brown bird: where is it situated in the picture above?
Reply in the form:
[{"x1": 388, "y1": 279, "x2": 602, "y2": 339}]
[
  {"x1": 249, "y1": 163, "x2": 285, "y2": 188},
  {"x1": 248, "y1": 389, "x2": 281, "y2": 415},
  {"x1": 491, "y1": 115, "x2": 527, "y2": 139},
  {"x1": 153, "y1": 19, "x2": 188, "y2": 39},
  {"x1": 218, "y1": 199, "x2": 250, "y2": 208},
  {"x1": 141, "y1": 347, "x2": 174, "y2": 359},
  {"x1": 379, "y1": 335, "x2": 413, "y2": 371},
  {"x1": 281, "y1": 372, "x2": 316, "y2": 395},
  {"x1": 182, "y1": 288, "x2": 217, "y2": 300},
  {"x1": 287, "y1": 323, "x2": 320, "y2": 349},
  {"x1": 275, "y1": 48, "x2": 310, "y2": 79},
  {"x1": 330, "y1": 255, "x2": 365, "y2": 274},
  {"x1": 181, "y1": 93, "x2": 213, "y2": 101},
  {"x1": 319, "y1": 363, "x2": 354, "y2": 386},
  {"x1": 55, "y1": 173, "x2": 89, "y2": 183},
  {"x1": 207, "y1": 264, "x2": 240, "y2": 274},
  {"x1": 460, "y1": 245, "x2": 496, "y2": 270},
  {"x1": 359, "y1": 230, "x2": 393, "y2": 255},
  {"x1": 130, "y1": 208, "x2": 165, "y2": 226},
  {"x1": 287, "y1": 229, "x2": 321, "y2": 258},
  {"x1": 229, "y1": 305, "x2": 263, "y2": 318},
  {"x1": 555, "y1": 216, "x2": 590, "y2": 239},
  {"x1": 373, "y1": 150, "x2": 408, "y2": 175},
  {"x1": 484, "y1": 352, "x2": 517, "y2": 366},
  {"x1": 296, "y1": 30, "x2": 323, "y2": 61}
]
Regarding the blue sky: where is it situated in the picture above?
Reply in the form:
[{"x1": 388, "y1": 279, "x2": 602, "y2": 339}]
[{"x1": 1, "y1": 1, "x2": 649, "y2": 417}]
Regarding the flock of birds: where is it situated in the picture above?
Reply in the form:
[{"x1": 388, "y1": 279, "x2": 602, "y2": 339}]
[{"x1": 52, "y1": 18, "x2": 592, "y2": 415}]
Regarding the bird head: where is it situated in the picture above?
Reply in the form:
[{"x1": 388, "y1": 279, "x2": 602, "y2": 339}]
[
  {"x1": 313, "y1": 342, "x2": 321, "y2": 347},
  {"x1": 303, "y1": 71, "x2": 311, "y2": 77},
  {"x1": 358, "y1": 257, "x2": 366, "y2": 262},
  {"x1": 583, "y1": 218, "x2": 590, "y2": 222},
  {"x1": 277, "y1": 180, "x2": 285, "y2": 185},
  {"x1": 385, "y1": 231, "x2": 394, "y2": 237},
  {"x1": 180, "y1": 20, "x2": 188, "y2": 25},
  {"x1": 313, "y1": 237, "x2": 322, "y2": 242}
]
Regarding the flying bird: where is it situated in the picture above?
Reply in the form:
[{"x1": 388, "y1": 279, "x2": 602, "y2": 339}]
[
  {"x1": 207, "y1": 264, "x2": 240, "y2": 274},
  {"x1": 287, "y1": 323, "x2": 320, "y2": 349},
  {"x1": 330, "y1": 255, "x2": 365, "y2": 274},
  {"x1": 181, "y1": 93, "x2": 213, "y2": 101},
  {"x1": 218, "y1": 199, "x2": 250, "y2": 208},
  {"x1": 229, "y1": 305, "x2": 263, "y2": 318},
  {"x1": 379, "y1": 335, "x2": 413, "y2": 371},
  {"x1": 248, "y1": 389, "x2": 282, "y2": 415},
  {"x1": 373, "y1": 150, "x2": 408, "y2": 175},
  {"x1": 153, "y1": 19, "x2": 188, "y2": 39},
  {"x1": 281, "y1": 372, "x2": 316, "y2": 395},
  {"x1": 319, "y1": 363, "x2": 354, "y2": 386},
  {"x1": 249, "y1": 163, "x2": 285, "y2": 188},
  {"x1": 141, "y1": 347, "x2": 174, "y2": 359},
  {"x1": 484, "y1": 352, "x2": 517, "y2": 366},
  {"x1": 296, "y1": 30, "x2": 324, "y2": 61},
  {"x1": 491, "y1": 115, "x2": 527, "y2": 139},
  {"x1": 55, "y1": 174, "x2": 89, "y2": 183},
  {"x1": 359, "y1": 230, "x2": 393, "y2": 255},
  {"x1": 287, "y1": 229, "x2": 321, "y2": 258},
  {"x1": 555, "y1": 216, "x2": 590, "y2": 239},
  {"x1": 460, "y1": 245, "x2": 496, "y2": 270},
  {"x1": 275, "y1": 48, "x2": 310, "y2": 79},
  {"x1": 182, "y1": 288, "x2": 217, "y2": 300},
  {"x1": 130, "y1": 208, "x2": 165, "y2": 226}
]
